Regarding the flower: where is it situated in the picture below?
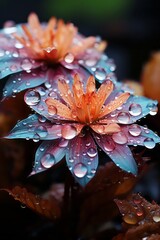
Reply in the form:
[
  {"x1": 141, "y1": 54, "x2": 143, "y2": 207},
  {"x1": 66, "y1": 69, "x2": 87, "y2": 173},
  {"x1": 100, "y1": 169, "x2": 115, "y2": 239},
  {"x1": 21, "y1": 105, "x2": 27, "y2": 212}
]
[
  {"x1": 0, "y1": 13, "x2": 116, "y2": 99},
  {"x1": 6, "y1": 74, "x2": 160, "y2": 186}
]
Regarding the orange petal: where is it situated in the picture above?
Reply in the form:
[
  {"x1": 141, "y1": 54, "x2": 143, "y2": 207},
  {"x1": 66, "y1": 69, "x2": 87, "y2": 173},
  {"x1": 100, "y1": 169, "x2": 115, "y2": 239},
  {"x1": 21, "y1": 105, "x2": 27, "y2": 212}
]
[
  {"x1": 99, "y1": 92, "x2": 130, "y2": 119},
  {"x1": 28, "y1": 13, "x2": 43, "y2": 38},
  {"x1": 71, "y1": 36, "x2": 96, "y2": 56},
  {"x1": 45, "y1": 98, "x2": 73, "y2": 120},
  {"x1": 58, "y1": 79, "x2": 75, "y2": 108},
  {"x1": 95, "y1": 40, "x2": 107, "y2": 52},
  {"x1": 86, "y1": 75, "x2": 96, "y2": 93},
  {"x1": 91, "y1": 123, "x2": 120, "y2": 134},
  {"x1": 72, "y1": 74, "x2": 84, "y2": 107}
]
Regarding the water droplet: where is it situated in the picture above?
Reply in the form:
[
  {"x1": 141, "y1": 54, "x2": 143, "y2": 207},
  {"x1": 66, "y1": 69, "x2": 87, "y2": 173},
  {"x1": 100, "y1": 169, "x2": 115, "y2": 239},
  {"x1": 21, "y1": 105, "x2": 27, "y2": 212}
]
[
  {"x1": 73, "y1": 163, "x2": 87, "y2": 178},
  {"x1": 85, "y1": 58, "x2": 97, "y2": 67},
  {"x1": 45, "y1": 82, "x2": 52, "y2": 89},
  {"x1": 41, "y1": 153, "x2": 55, "y2": 168},
  {"x1": 37, "y1": 87, "x2": 46, "y2": 96},
  {"x1": 128, "y1": 124, "x2": 142, "y2": 136},
  {"x1": 64, "y1": 53, "x2": 74, "y2": 63},
  {"x1": 10, "y1": 64, "x2": 18, "y2": 72},
  {"x1": 95, "y1": 68, "x2": 106, "y2": 81},
  {"x1": 61, "y1": 125, "x2": 77, "y2": 140},
  {"x1": 87, "y1": 147, "x2": 97, "y2": 158},
  {"x1": 112, "y1": 132, "x2": 128, "y2": 144},
  {"x1": 59, "y1": 139, "x2": 69, "y2": 147},
  {"x1": 15, "y1": 42, "x2": 24, "y2": 49},
  {"x1": 153, "y1": 215, "x2": 160, "y2": 222},
  {"x1": 103, "y1": 140, "x2": 115, "y2": 151},
  {"x1": 40, "y1": 146, "x2": 44, "y2": 152},
  {"x1": 12, "y1": 51, "x2": 19, "y2": 58},
  {"x1": 147, "y1": 103, "x2": 158, "y2": 116},
  {"x1": 24, "y1": 90, "x2": 41, "y2": 106},
  {"x1": 38, "y1": 116, "x2": 46, "y2": 123},
  {"x1": 48, "y1": 105, "x2": 57, "y2": 116},
  {"x1": 136, "y1": 210, "x2": 143, "y2": 217},
  {"x1": 117, "y1": 112, "x2": 130, "y2": 124},
  {"x1": 0, "y1": 49, "x2": 5, "y2": 57},
  {"x1": 129, "y1": 103, "x2": 142, "y2": 116},
  {"x1": 35, "y1": 126, "x2": 48, "y2": 138},
  {"x1": 123, "y1": 213, "x2": 137, "y2": 225},
  {"x1": 143, "y1": 138, "x2": 155, "y2": 149},
  {"x1": 48, "y1": 91, "x2": 57, "y2": 98},
  {"x1": 133, "y1": 195, "x2": 142, "y2": 204},
  {"x1": 33, "y1": 133, "x2": 40, "y2": 142},
  {"x1": 21, "y1": 59, "x2": 32, "y2": 71},
  {"x1": 44, "y1": 46, "x2": 55, "y2": 53}
]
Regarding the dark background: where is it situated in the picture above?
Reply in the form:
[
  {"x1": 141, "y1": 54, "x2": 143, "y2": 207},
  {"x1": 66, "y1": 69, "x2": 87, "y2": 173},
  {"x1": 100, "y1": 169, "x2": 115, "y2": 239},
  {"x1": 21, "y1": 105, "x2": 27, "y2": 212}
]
[
  {"x1": 0, "y1": 0, "x2": 160, "y2": 239},
  {"x1": 0, "y1": 0, "x2": 160, "y2": 81}
]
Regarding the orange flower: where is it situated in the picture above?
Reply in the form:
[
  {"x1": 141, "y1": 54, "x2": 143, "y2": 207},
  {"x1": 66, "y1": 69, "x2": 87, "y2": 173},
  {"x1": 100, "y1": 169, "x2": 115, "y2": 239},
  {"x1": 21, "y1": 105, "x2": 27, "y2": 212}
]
[
  {"x1": 13, "y1": 13, "x2": 97, "y2": 63},
  {"x1": 45, "y1": 74, "x2": 130, "y2": 134}
]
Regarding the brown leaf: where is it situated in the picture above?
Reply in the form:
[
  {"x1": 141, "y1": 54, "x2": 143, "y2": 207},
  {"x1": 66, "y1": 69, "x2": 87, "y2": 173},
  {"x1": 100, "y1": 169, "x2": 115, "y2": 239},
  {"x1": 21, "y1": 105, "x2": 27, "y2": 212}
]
[
  {"x1": 3, "y1": 186, "x2": 61, "y2": 220},
  {"x1": 114, "y1": 194, "x2": 160, "y2": 240},
  {"x1": 78, "y1": 160, "x2": 146, "y2": 238}
]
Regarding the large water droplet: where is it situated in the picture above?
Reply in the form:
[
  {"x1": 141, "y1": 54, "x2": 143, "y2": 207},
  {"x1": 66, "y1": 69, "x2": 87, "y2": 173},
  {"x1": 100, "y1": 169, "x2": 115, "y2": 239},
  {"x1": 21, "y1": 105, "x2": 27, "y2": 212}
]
[
  {"x1": 61, "y1": 125, "x2": 77, "y2": 140},
  {"x1": 35, "y1": 126, "x2": 48, "y2": 138},
  {"x1": 24, "y1": 90, "x2": 41, "y2": 106},
  {"x1": 112, "y1": 132, "x2": 128, "y2": 144},
  {"x1": 147, "y1": 103, "x2": 158, "y2": 116},
  {"x1": 129, "y1": 103, "x2": 142, "y2": 116},
  {"x1": 64, "y1": 53, "x2": 74, "y2": 63},
  {"x1": 41, "y1": 153, "x2": 55, "y2": 168},
  {"x1": 73, "y1": 163, "x2": 87, "y2": 178},
  {"x1": 103, "y1": 140, "x2": 115, "y2": 151},
  {"x1": 153, "y1": 215, "x2": 160, "y2": 222},
  {"x1": 143, "y1": 138, "x2": 155, "y2": 149},
  {"x1": 95, "y1": 68, "x2": 106, "y2": 81},
  {"x1": 48, "y1": 105, "x2": 57, "y2": 116},
  {"x1": 21, "y1": 59, "x2": 32, "y2": 71},
  {"x1": 87, "y1": 147, "x2": 97, "y2": 158},
  {"x1": 123, "y1": 213, "x2": 137, "y2": 225},
  {"x1": 128, "y1": 124, "x2": 142, "y2": 136},
  {"x1": 117, "y1": 112, "x2": 130, "y2": 124}
]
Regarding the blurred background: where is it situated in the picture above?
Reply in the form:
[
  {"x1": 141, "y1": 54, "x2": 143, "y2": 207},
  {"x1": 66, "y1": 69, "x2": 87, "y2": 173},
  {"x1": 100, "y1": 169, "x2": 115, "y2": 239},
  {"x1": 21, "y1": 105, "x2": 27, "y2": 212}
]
[
  {"x1": 0, "y1": 0, "x2": 160, "y2": 239},
  {"x1": 0, "y1": 0, "x2": 160, "y2": 81}
]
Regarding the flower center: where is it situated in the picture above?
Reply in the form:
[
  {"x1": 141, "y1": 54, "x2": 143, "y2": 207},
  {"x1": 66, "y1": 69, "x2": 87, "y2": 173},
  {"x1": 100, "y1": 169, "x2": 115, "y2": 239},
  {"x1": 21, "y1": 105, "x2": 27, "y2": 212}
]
[{"x1": 46, "y1": 74, "x2": 130, "y2": 126}]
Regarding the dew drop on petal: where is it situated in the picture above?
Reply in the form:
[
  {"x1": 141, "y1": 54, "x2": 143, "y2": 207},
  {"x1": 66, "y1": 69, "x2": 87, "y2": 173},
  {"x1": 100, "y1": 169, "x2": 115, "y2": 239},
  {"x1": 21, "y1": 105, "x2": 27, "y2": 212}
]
[
  {"x1": 103, "y1": 140, "x2": 115, "y2": 151},
  {"x1": 33, "y1": 133, "x2": 40, "y2": 142},
  {"x1": 61, "y1": 125, "x2": 77, "y2": 140},
  {"x1": 136, "y1": 210, "x2": 144, "y2": 217},
  {"x1": 73, "y1": 163, "x2": 87, "y2": 178},
  {"x1": 153, "y1": 215, "x2": 160, "y2": 222},
  {"x1": 21, "y1": 59, "x2": 32, "y2": 71},
  {"x1": 147, "y1": 103, "x2": 158, "y2": 116},
  {"x1": 85, "y1": 58, "x2": 97, "y2": 67},
  {"x1": 41, "y1": 153, "x2": 55, "y2": 168},
  {"x1": 0, "y1": 49, "x2": 5, "y2": 57},
  {"x1": 24, "y1": 90, "x2": 41, "y2": 106},
  {"x1": 123, "y1": 213, "x2": 137, "y2": 225},
  {"x1": 35, "y1": 126, "x2": 48, "y2": 138},
  {"x1": 112, "y1": 132, "x2": 128, "y2": 144},
  {"x1": 87, "y1": 147, "x2": 97, "y2": 158},
  {"x1": 129, "y1": 103, "x2": 142, "y2": 116},
  {"x1": 128, "y1": 124, "x2": 142, "y2": 137},
  {"x1": 95, "y1": 68, "x2": 106, "y2": 81},
  {"x1": 59, "y1": 139, "x2": 69, "y2": 147},
  {"x1": 48, "y1": 105, "x2": 57, "y2": 116},
  {"x1": 143, "y1": 138, "x2": 156, "y2": 149},
  {"x1": 117, "y1": 112, "x2": 130, "y2": 124},
  {"x1": 64, "y1": 53, "x2": 74, "y2": 64}
]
